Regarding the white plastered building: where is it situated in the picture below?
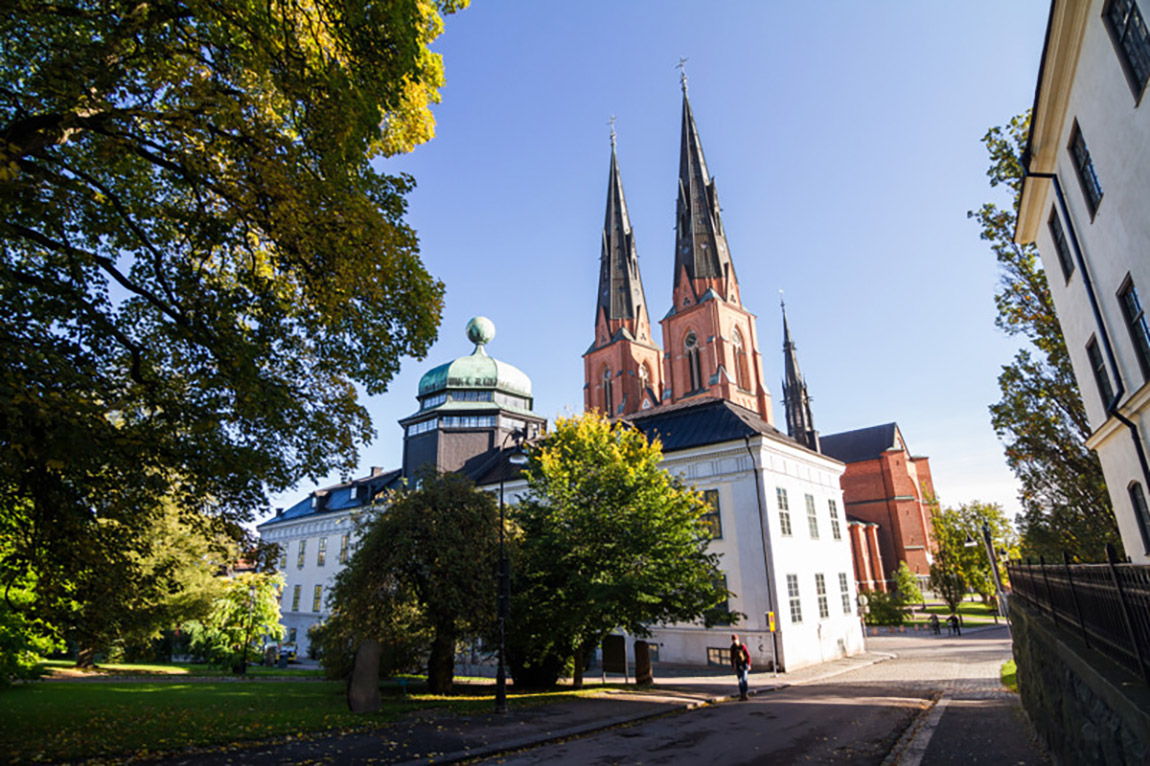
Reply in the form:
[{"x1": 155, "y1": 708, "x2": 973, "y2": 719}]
[
  {"x1": 621, "y1": 397, "x2": 865, "y2": 671},
  {"x1": 1015, "y1": 0, "x2": 1150, "y2": 561}
]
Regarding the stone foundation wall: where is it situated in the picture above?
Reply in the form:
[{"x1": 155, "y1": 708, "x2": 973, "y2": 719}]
[{"x1": 1011, "y1": 601, "x2": 1150, "y2": 765}]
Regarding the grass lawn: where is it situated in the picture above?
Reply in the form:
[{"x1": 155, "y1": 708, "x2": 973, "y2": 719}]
[
  {"x1": 1001, "y1": 659, "x2": 1018, "y2": 693},
  {"x1": 0, "y1": 678, "x2": 597, "y2": 762},
  {"x1": 905, "y1": 600, "x2": 1001, "y2": 624},
  {"x1": 39, "y1": 659, "x2": 324, "y2": 678}
]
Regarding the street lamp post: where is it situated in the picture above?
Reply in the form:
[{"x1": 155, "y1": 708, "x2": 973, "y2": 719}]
[
  {"x1": 981, "y1": 520, "x2": 1009, "y2": 620},
  {"x1": 496, "y1": 429, "x2": 528, "y2": 714}
]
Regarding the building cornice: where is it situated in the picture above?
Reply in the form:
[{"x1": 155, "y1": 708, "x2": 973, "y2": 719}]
[
  {"x1": 257, "y1": 507, "x2": 368, "y2": 539},
  {"x1": 1017, "y1": 0, "x2": 1091, "y2": 243},
  {"x1": 1086, "y1": 379, "x2": 1150, "y2": 449}
]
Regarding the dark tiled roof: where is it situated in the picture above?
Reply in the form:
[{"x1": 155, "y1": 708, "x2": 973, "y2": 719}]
[
  {"x1": 820, "y1": 423, "x2": 899, "y2": 464},
  {"x1": 622, "y1": 396, "x2": 822, "y2": 456},
  {"x1": 470, "y1": 448, "x2": 529, "y2": 487},
  {"x1": 267, "y1": 467, "x2": 404, "y2": 524}
]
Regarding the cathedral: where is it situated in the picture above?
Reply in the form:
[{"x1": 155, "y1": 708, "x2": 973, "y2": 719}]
[
  {"x1": 578, "y1": 79, "x2": 864, "y2": 669},
  {"x1": 260, "y1": 79, "x2": 869, "y2": 671}
]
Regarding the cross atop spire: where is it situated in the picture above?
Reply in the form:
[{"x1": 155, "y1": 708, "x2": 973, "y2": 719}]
[
  {"x1": 676, "y1": 57, "x2": 689, "y2": 94},
  {"x1": 608, "y1": 115, "x2": 617, "y2": 148}
]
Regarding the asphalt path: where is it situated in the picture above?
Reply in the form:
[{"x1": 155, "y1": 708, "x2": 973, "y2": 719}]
[{"x1": 476, "y1": 626, "x2": 1048, "y2": 765}]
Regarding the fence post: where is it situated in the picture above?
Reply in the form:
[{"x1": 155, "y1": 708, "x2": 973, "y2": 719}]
[
  {"x1": 1063, "y1": 551, "x2": 1090, "y2": 649},
  {"x1": 1106, "y1": 543, "x2": 1150, "y2": 686},
  {"x1": 1039, "y1": 556, "x2": 1058, "y2": 624}
]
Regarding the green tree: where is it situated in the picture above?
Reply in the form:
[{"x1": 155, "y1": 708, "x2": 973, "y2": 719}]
[
  {"x1": 1, "y1": 0, "x2": 462, "y2": 661},
  {"x1": 0, "y1": 528, "x2": 63, "y2": 684},
  {"x1": 509, "y1": 413, "x2": 729, "y2": 688},
  {"x1": 929, "y1": 501, "x2": 1015, "y2": 612},
  {"x1": 182, "y1": 571, "x2": 285, "y2": 669},
  {"x1": 892, "y1": 561, "x2": 923, "y2": 608},
  {"x1": 323, "y1": 469, "x2": 499, "y2": 693},
  {"x1": 929, "y1": 505, "x2": 970, "y2": 614},
  {"x1": 969, "y1": 111, "x2": 1120, "y2": 561}
]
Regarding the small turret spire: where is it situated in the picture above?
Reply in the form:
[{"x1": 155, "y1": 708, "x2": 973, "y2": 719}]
[{"x1": 781, "y1": 301, "x2": 819, "y2": 452}]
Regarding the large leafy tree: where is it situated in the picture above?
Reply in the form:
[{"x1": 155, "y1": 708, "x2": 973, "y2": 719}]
[
  {"x1": 969, "y1": 112, "x2": 1120, "y2": 561},
  {"x1": 182, "y1": 571, "x2": 285, "y2": 669},
  {"x1": 929, "y1": 501, "x2": 1016, "y2": 612},
  {"x1": 0, "y1": 0, "x2": 461, "y2": 654},
  {"x1": 509, "y1": 413, "x2": 729, "y2": 688},
  {"x1": 322, "y1": 469, "x2": 499, "y2": 693}
]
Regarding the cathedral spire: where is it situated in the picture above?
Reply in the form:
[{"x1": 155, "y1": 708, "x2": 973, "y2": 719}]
[
  {"x1": 596, "y1": 126, "x2": 648, "y2": 329},
  {"x1": 781, "y1": 298, "x2": 819, "y2": 451},
  {"x1": 583, "y1": 125, "x2": 662, "y2": 418},
  {"x1": 673, "y1": 87, "x2": 736, "y2": 295},
  {"x1": 659, "y1": 80, "x2": 769, "y2": 422}
]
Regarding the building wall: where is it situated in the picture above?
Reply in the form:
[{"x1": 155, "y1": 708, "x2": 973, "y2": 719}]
[
  {"x1": 838, "y1": 451, "x2": 936, "y2": 582},
  {"x1": 582, "y1": 335, "x2": 663, "y2": 417},
  {"x1": 647, "y1": 438, "x2": 864, "y2": 671},
  {"x1": 260, "y1": 507, "x2": 359, "y2": 657},
  {"x1": 659, "y1": 298, "x2": 771, "y2": 420},
  {"x1": 1023, "y1": 0, "x2": 1150, "y2": 561}
]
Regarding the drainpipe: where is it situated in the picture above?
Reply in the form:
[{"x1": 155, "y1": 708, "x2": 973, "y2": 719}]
[
  {"x1": 745, "y1": 435, "x2": 780, "y2": 675},
  {"x1": 1025, "y1": 170, "x2": 1150, "y2": 553}
]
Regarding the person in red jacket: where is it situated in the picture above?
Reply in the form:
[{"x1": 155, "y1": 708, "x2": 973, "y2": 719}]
[{"x1": 730, "y1": 634, "x2": 751, "y2": 700}]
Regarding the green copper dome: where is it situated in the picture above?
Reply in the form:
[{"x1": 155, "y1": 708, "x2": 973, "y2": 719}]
[{"x1": 418, "y1": 317, "x2": 532, "y2": 398}]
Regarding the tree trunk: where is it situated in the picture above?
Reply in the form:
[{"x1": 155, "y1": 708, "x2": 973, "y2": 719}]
[
  {"x1": 76, "y1": 645, "x2": 96, "y2": 669},
  {"x1": 572, "y1": 645, "x2": 584, "y2": 689},
  {"x1": 571, "y1": 637, "x2": 595, "y2": 690},
  {"x1": 426, "y1": 629, "x2": 455, "y2": 694}
]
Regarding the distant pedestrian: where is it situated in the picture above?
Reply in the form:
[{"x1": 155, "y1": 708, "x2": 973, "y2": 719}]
[
  {"x1": 929, "y1": 614, "x2": 941, "y2": 635},
  {"x1": 730, "y1": 634, "x2": 751, "y2": 700},
  {"x1": 948, "y1": 614, "x2": 961, "y2": 636}
]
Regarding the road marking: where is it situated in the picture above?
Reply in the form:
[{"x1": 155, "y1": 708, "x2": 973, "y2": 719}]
[{"x1": 892, "y1": 696, "x2": 950, "y2": 766}]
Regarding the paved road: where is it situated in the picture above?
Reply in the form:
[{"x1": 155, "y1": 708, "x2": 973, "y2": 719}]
[{"x1": 476, "y1": 627, "x2": 1048, "y2": 765}]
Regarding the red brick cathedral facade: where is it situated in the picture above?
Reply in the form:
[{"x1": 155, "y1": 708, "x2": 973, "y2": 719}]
[{"x1": 583, "y1": 90, "x2": 772, "y2": 422}]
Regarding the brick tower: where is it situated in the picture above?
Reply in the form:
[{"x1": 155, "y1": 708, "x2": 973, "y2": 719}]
[
  {"x1": 658, "y1": 80, "x2": 772, "y2": 422},
  {"x1": 583, "y1": 127, "x2": 664, "y2": 416}
]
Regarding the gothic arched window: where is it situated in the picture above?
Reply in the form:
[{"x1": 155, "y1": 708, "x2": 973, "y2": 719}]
[
  {"x1": 685, "y1": 331, "x2": 702, "y2": 393},
  {"x1": 602, "y1": 365, "x2": 614, "y2": 415},
  {"x1": 733, "y1": 328, "x2": 749, "y2": 390}
]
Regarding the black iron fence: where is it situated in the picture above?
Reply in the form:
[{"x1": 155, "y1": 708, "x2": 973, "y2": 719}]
[{"x1": 1006, "y1": 545, "x2": 1150, "y2": 685}]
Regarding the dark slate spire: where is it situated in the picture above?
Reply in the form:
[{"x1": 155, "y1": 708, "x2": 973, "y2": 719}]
[
  {"x1": 597, "y1": 127, "x2": 648, "y2": 326},
  {"x1": 673, "y1": 87, "x2": 736, "y2": 289},
  {"x1": 781, "y1": 299, "x2": 819, "y2": 452}
]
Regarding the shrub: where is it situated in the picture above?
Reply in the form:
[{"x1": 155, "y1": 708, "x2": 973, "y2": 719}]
[
  {"x1": 865, "y1": 591, "x2": 906, "y2": 626},
  {"x1": 893, "y1": 562, "x2": 924, "y2": 607},
  {"x1": 0, "y1": 582, "x2": 63, "y2": 686}
]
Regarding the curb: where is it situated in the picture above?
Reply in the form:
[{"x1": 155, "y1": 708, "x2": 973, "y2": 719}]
[{"x1": 393, "y1": 652, "x2": 894, "y2": 766}]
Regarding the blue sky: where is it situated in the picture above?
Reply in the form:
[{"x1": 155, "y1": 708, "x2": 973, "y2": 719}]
[{"x1": 265, "y1": 1, "x2": 1053, "y2": 520}]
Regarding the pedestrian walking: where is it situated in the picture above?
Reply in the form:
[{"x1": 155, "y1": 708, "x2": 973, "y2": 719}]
[
  {"x1": 948, "y1": 614, "x2": 961, "y2": 636},
  {"x1": 730, "y1": 634, "x2": 751, "y2": 700},
  {"x1": 929, "y1": 614, "x2": 941, "y2": 635}
]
